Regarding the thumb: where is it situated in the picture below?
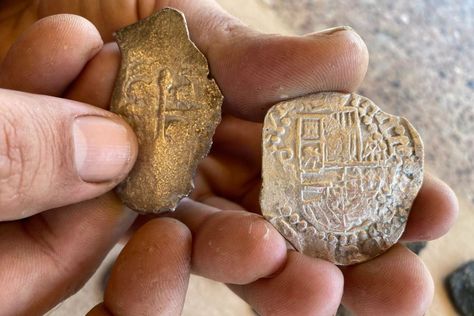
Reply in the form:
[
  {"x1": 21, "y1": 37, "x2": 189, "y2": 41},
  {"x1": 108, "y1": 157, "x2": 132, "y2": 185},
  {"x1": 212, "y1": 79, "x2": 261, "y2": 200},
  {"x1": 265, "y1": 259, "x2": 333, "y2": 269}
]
[{"x1": 0, "y1": 88, "x2": 137, "y2": 221}]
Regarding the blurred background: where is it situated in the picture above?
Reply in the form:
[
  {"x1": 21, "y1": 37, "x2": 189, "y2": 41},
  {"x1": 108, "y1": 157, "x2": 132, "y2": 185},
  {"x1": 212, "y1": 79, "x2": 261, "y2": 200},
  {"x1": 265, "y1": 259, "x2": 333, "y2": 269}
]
[{"x1": 50, "y1": 0, "x2": 474, "y2": 315}]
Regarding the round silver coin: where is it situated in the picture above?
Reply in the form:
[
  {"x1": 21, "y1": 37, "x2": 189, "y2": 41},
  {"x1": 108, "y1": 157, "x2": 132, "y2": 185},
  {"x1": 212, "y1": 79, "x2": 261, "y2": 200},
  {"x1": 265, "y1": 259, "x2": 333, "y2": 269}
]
[{"x1": 261, "y1": 92, "x2": 424, "y2": 265}]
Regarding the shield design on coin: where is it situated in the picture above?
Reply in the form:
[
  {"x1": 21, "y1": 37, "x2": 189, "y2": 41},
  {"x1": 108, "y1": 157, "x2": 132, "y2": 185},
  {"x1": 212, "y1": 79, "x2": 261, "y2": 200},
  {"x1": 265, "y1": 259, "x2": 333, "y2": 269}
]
[{"x1": 261, "y1": 93, "x2": 423, "y2": 265}]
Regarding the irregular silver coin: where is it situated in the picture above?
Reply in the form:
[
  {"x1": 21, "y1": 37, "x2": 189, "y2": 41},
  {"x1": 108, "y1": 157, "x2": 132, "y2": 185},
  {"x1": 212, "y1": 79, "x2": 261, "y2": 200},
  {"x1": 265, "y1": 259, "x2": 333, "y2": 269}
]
[
  {"x1": 110, "y1": 9, "x2": 223, "y2": 213},
  {"x1": 261, "y1": 92, "x2": 424, "y2": 265}
]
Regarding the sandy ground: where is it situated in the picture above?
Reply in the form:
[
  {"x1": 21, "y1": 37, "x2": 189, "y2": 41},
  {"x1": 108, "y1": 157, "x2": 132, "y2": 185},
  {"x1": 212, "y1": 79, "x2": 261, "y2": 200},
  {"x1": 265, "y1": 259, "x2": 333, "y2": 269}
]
[{"x1": 50, "y1": 1, "x2": 474, "y2": 315}]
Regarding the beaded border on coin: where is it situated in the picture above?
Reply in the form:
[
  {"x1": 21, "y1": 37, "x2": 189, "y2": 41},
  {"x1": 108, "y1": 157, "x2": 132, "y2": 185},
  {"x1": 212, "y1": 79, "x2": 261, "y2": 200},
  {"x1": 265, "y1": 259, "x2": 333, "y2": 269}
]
[{"x1": 261, "y1": 92, "x2": 423, "y2": 265}]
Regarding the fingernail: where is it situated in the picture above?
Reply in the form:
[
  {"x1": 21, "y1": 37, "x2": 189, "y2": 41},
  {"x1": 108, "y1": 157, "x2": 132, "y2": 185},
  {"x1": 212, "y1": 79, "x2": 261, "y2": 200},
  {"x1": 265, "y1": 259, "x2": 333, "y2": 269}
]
[
  {"x1": 73, "y1": 116, "x2": 134, "y2": 182},
  {"x1": 309, "y1": 25, "x2": 354, "y2": 36}
]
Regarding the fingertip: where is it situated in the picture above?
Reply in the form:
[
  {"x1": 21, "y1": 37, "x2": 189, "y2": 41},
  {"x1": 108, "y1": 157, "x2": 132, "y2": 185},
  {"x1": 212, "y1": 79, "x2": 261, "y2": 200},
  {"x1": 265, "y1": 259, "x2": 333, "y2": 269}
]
[
  {"x1": 0, "y1": 14, "x2": 103, "y2": 95},
  {"x1": 287, "y1": 253, "x2": 344, "y2": 312},
  {"x1": 193, "y1": 211, "x2": 287, "y2": 284},
  {"x1": 104, "y1": 218, "x2": 191, "y2": 316},
  {"x1": 232, "y1": 252, "x2": 343, "y2": 316},
  {"x1": 430, "y1": 175, "x2": 459, "y2": 219},
  {"x1": 391, "y1": 246, "x2": 435, "y2": 315},
  {"x1": 304, "y1": 27, "x2": 369, "y2": 90},
  {"x1": 343, "y1": 245, "x2": 434, "y2": 315},
  {"x1": 140, "y1": 217, "x2": 192, "y2": 243},
  {"x1": 277, "y1": 252, "x2": 345, "y2": 315},
  {"x1": 403, "y1": 174, "x2": 459, "y2": 241},
  {"x1": 38, "y1": 14, "x2": 104, "y2": 56},
  {"x1": 323, "y1": 28, "x2": 369, "y2": 92}
]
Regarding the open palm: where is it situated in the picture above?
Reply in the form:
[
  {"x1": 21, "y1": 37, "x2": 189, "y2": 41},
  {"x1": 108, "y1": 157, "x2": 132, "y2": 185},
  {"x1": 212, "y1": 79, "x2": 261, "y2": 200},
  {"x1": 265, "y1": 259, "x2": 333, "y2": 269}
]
[{"x1": 0, "y1": 1, "x2": 458, "y2": 315}]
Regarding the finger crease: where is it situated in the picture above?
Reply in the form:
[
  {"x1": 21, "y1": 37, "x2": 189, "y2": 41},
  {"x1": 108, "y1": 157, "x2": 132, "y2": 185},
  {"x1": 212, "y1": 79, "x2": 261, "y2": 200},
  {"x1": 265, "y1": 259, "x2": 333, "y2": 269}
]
[{"x1": 21, "y1": 216, "x2": 68, "y2": 275}]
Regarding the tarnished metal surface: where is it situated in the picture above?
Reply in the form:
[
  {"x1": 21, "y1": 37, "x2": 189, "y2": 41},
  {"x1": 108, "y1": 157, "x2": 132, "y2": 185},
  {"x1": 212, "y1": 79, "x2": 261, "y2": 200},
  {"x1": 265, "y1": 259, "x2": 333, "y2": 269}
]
[
  {"x1": 111, "y1": 8, "x2": 223, "y2": 213},
  {"x1": 261, "y1": 92, "x2": 424, "y2": 265}
]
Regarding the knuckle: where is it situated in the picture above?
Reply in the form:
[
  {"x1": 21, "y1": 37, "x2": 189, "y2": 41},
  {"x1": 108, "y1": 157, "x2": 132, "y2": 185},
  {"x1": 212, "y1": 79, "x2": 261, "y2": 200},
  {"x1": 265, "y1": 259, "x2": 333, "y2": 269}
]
[
  {"x1": 0, "y1": 95, "x2": 70, "y2": 219},
  {"x1": 0, "y1": 105, "x2": 59, "y2": 217},
  {"x1": 0, "y1": 112, "x2": 27, "y2": 207}
]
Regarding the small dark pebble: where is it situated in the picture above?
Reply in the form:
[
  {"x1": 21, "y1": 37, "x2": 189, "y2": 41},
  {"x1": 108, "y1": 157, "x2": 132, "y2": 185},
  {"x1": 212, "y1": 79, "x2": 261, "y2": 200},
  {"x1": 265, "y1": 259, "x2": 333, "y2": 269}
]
[
  {"x1": 466, "y1": 80, "x2": 474, "y2": 90},
  {"x1": 446, "y1": 260, "x2": 474, "y2": 316},
  {"x1": 390, "y1": 80, "x2": 401, "y2": 88},
  {"x1": 405, "y1": 241, "x2": 428, "y2": 255}
]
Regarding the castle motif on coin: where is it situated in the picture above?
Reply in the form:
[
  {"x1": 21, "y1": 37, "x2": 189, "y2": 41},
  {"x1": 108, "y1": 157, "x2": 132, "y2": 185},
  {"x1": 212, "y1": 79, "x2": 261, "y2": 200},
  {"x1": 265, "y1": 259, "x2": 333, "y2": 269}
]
[{"x1": 261, "y1": 93, "x2": 423, "y2": 265}]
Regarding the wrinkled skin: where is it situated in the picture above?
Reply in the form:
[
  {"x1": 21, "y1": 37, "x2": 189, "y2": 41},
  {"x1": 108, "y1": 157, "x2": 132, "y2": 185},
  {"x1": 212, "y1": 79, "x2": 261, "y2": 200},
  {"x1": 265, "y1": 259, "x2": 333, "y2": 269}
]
[{"x1": 0, "y1": 1, "x2": 459, "y2": 315}]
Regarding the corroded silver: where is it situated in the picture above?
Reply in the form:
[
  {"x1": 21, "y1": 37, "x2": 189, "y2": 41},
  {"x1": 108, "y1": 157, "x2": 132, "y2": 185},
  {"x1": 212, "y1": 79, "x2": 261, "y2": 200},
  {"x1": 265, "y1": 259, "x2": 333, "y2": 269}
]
[
  {"x1": 261, "y1": 92, "x2": 424, "y2": 265},
  {"x1": 111, "y1": 9, "x2": 223, "y2": 213}
]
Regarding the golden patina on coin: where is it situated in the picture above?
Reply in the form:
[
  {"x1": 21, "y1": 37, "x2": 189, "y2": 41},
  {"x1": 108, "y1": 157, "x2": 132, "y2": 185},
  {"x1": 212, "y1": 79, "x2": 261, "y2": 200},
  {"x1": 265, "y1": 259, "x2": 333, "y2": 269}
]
[
  {"x1": 111, "y1": 8, "x2": 223, "y2": 213},
  {"x1": 261, "y1": 92, "x2": 424, "y2": 265}
]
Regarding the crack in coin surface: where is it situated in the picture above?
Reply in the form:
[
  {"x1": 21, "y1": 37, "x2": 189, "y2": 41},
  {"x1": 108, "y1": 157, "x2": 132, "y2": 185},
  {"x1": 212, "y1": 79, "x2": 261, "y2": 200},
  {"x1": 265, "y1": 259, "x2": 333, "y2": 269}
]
[
  {"x1": 111, "y1": 8, "x2": 223, "y2": 213},
  {"x1": 261, "y1": 92, "x2": 424, "y2": 265}
]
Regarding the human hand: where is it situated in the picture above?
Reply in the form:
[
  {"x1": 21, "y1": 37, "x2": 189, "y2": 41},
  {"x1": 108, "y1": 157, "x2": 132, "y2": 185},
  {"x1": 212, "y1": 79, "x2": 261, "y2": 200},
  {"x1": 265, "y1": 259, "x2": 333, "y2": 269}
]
[
  {"x1": 0, "y1": 11, "x2": 142, "y2": 316},
  {"x1": 0, "y1": 1, "x2": 459, "y2": 316}
]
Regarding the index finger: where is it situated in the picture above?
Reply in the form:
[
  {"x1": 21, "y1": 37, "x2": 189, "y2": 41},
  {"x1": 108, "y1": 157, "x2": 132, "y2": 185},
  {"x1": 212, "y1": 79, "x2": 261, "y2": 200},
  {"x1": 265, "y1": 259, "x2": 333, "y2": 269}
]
[{"x1": 66, "y1": 0, "x2": 369, "y2": 121}]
